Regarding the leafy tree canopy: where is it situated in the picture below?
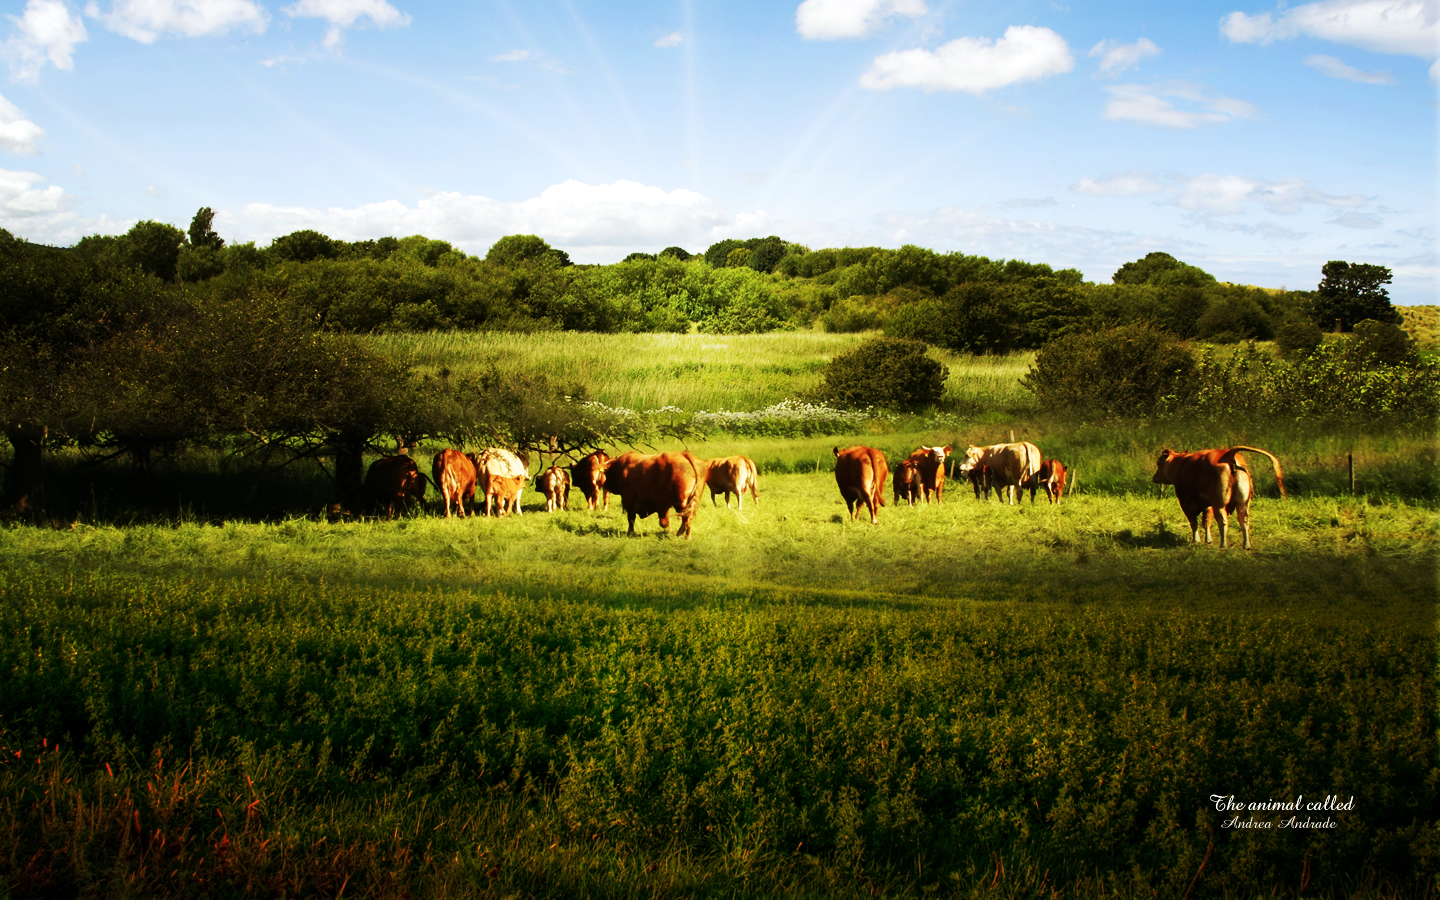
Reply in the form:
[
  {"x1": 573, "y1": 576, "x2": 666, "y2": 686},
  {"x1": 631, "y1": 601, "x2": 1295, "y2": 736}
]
[
  {"x1": 1112, "y1": 251, "x2": 1216, "y2": 288},
  {"x1": 1312, "y1": 261, "x2": 1399, "y2": 332},
  {"x1": 187, "y1": 207, "x2": 224, "y2": 251},
  {"x1": 271, "y1": 229, "x2": 339, "y2": 264},
  {"x1": 486, "y1": 234, "x2": 571, "y2": 268}
]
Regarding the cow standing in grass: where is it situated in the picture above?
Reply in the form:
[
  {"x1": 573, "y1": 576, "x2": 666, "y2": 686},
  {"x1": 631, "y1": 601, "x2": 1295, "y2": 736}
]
[
  {"x1": 1023, "y1": 459, "x2": 1068, "y2": 505},
  {"x1": 907, "y1": 445, "x2": 951, "y2": 504},
  {"x1": 431, "y1": 448, "x2": 478, "y2": 518},
  {"x1": 834, "y1": 446, "x2": 888, "y2": 523},
  {"x1": 706, "y1": 456, "x2": 760, "y2": 510},
  {"x1": 365, "y1": 455, "x2": 426, "y2": 518},
  {"x1": 471, "y1": 448, "x2": 530, "y2": 517},
  {"x1": 570, "y1": 450, "x2": 611, "y2": 511},
  {"x1": 1152, "y1": 446, "x2": 1284, "y2": 550},
  {"x1": 604, "y1": 451, "x2": 709, "y2": 538},
  {"x1": 538, "y1": 465, "x2": 571, "y2": 512},
  {"x1": 958, "y1": 442, "x2": 1041, "y2": 506},
  {"x1": 893, "y1": 459, "x2": 920, "y2": 506}
]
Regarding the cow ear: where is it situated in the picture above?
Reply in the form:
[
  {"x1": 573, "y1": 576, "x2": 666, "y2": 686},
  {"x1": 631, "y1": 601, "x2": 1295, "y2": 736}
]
[{"x1": 943, "y1": 445, "x2": 952, "y2": 453}]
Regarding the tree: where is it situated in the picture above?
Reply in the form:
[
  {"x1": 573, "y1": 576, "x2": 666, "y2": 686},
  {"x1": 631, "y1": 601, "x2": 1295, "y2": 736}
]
[
  {"x1": 725, "y1": 247, "x2": 751, "y2": 269},
  {"x1": 486, "y1": 234, "x2": 570, "y2": 268},
  {"x1": 270, "y1": 229, "x2": 338, "y2": 263},
  {"x1": 815, "y1": 338, "x2": 948, "y2": 411},
  {"x1": 121, "y1": 220, "x2": 186, "y2": 282},
  {"x1": 1021, "y1": 325, "x2": 1197, "y2": 419},
  {"x1": 187, "y1": 207, "x2": 225, "y2": 251},
  {"x1": 658, "y1": 246, "x2": 692, "y2": 261},
  {"x1": 1113, "y1": 252, "x2": 1215, "y2": 288},
  {"x1": 1312, "y1": 261, "x2": 1399, "y2": 332},
  {"x1": 746, "y1": 235, "x2": 787, "y2": 274}
]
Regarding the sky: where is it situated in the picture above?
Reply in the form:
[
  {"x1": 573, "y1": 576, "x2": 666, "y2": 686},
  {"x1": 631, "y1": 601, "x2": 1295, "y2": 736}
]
[{"x1": 0, "y1": 0, "x2": 1436, "y2": 303}]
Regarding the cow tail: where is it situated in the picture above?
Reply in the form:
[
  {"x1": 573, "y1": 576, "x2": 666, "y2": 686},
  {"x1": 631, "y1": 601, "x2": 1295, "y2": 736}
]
[
  {"x1": 1225, "y1": 446, "x2": 1286, "y2": 499},
  {"x1": 685, "y1": 453, "x2": 708, "y2": 515}
]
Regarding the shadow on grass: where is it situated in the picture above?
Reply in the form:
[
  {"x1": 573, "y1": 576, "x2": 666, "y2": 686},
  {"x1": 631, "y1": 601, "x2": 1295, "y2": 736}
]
[{"x1": 1110, "y1": 522, "x2": 1190, "y2": 549}]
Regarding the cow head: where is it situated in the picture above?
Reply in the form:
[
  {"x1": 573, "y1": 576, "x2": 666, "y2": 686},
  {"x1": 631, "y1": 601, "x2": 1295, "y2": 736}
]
[
  {"x1": 957, "y1": 446, "x2": 984, "y2": 474},
  {"x1": 1152, "y1": 449, "x2": 1177, "y2": 485}
]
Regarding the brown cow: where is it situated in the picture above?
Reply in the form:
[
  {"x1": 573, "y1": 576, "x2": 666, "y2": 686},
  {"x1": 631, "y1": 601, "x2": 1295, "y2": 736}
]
[
  {"x1": 1023, "y1": 458, "x2": 1068, "y2": 505},
  {"x1": 706, "y1": 456, "x2": 759, "y2": 510},
  {"x1": 893, "y1": 459, "x2": 920, "y2": 506},
  {"x1": 907, "y1": 445, "x2": 951, "y2": 503},
  {"x1": 570, "y1": 450, "x2": 611, "y2": 511},
  {"x1": 1152, "y1": 446, "x2": 1284, "y2": 550},
  {"x1": 603, "y1": 451, "x2": 709, "y2": 538},
  {"x1": 365, "y1": 455, "x2": 426, "y2": 518},
  {"x1": 537, "y1": 465, "x2": 571, "y2": 512},
  {"x1": 431, "y1": 448, "x2": 478, "y2": 518},
  {"x1": 834, "y1": 446, "x2": 888, "y2": 524},
  {"x1": 967, "y1": 463, "x2": 992, "y2": 500},
  {"x1": 470, "y1": 448, "x2": 530, "y2": 517},
  {"x1": 958, "y1": 442, "x2": 1041, "y2": 506}
]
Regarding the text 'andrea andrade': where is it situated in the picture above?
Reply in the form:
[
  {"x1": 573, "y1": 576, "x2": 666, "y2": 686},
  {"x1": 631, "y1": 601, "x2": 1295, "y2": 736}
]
[{"x1": 1210, "y1": 794, "x2": 1355, "y2": 830}]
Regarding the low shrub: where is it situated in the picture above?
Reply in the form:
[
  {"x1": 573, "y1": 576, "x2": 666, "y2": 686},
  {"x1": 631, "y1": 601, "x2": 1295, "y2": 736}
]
[
  {"x1": 812, "y1": 337, "x2": 949, "y2": 411},
  {"x1": 1020, "y1": 325, "x2": 1197, "y2": 419}
]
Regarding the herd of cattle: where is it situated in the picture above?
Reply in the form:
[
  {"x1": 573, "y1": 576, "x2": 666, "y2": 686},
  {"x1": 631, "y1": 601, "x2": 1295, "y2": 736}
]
[{"x1": 361, "y1": 440, "x2": 1285, "y2": 550}]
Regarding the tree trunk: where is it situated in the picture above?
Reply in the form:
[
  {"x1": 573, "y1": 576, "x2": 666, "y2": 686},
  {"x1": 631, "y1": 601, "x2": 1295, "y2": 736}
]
[
  {"x1": 3, "y1": 425, "x2": 46, "y2": 520},
  {"x1": 332, "y1": 431, "x2": 368, "y2": 514}
]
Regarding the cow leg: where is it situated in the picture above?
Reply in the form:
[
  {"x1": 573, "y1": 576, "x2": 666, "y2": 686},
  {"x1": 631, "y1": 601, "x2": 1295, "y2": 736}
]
[
  {"x1": 1237, "y1": 502, "x2": 1252, "y2": 550},
  {"x1": 627, "y1": 511, "x2": 638, "y2": 536},
  {"x1": 1215, "y1": 507, "x2": 1230, "y2": 549},
  {"x1": 659, "y1": 510, "x2": 671, "y2": 533}
]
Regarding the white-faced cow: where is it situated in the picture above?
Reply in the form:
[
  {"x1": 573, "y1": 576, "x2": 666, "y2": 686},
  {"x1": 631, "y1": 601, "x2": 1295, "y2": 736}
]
[
  {"x1": 906, "y1": 445, "x2": 951, "y2": 504},
  {"x1": 834, "y1": 446, "x2": 888, "y2": 524},
  {"x1": 570, "y1": 450, "x2": 611, "y2": 511},
  {"x1": 537, "y1": 465, "x2": 571, "y2": 512},
  {"x1": 1152, "y1": 446, "x2": 1284, "y2": 550},
  {"x1": 958, "y1": 442, "x2": 1041, "y2": 506},
  {"x1": 470, "y1": 448, "x2": 530, "y2": 517},
  {"x1": 706, "y1": 456, "x2": 759, "y2": 510},
  {"x1": 431, "y1": 448, "x2": 478, "y2": 518},
  {"x1": 603, "y1": 451, "x2": 709, "y2": 538}
]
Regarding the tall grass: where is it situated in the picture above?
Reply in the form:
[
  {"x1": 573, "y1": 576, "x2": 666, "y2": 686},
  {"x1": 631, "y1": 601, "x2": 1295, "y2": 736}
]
[{"x1": 364, "y1": 330, "x2": 1037, "y2": 413}]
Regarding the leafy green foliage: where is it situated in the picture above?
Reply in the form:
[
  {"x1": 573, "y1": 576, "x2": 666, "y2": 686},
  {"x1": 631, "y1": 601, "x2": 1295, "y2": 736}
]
[
  {"x1": 815, "y1": 337, "x2": 947, "y2": 411},
  {"x1": 1312, "y1": 261, "x2": 1399, "y2": 332},
  {"x1": 486, "y1": 233, "x2": 571, "y2": 268},
  {"x1": 186, "y1": 206, "x2": 224, "y2": 251},
  {"x1": 1021, "y1": 325, "x2": 1197, "y2": 418},
  {"x1": 1274, "y1": 319, "x2": 1324, "y2": 357}
]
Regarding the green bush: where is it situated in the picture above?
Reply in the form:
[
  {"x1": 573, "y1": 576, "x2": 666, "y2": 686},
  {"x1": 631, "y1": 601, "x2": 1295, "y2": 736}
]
[
  {"x1": 1021, "y1": 325, "x2": 1196, "y2": 418},
  {"x1": 1274, "y1": 320, "x2": 1324, "y2": 357},
  {"x1": 813, "y1": 337, "x2": 948, "y2": 411}
]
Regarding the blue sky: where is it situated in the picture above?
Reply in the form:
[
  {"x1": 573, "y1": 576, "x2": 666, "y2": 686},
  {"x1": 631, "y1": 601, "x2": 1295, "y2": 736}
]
[{"x1": 1, "y1": 0, "x2": 1435, "y2": 302}]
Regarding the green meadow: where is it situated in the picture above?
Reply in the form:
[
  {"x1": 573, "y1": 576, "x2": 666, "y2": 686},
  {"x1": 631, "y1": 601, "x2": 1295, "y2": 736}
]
[{"x1": 0, "y1": 334, "x2": 1435, "y2": 899}]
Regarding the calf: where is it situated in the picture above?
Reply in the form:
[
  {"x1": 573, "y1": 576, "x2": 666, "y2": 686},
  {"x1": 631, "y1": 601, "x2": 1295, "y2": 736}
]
[
  {"x1": 893, "y1": 459, "x2": 921, "y2": 506},
  {"x1": 706, "y1": 456, "x2": 759, "y2": 510},
  {"x1": 1023, "y1": 458, "x2": 1068, "y2": 505},
  {"x1": 1152, "y1": 445, "x2": 1284, "y2": 550},
  {"x1": 570, "y1": 450, "x2": 611, "y2": 511},
  {"x1": 537, "y1": 465, "x2": 571, "y2": 512},
  {"x1": 966, "y1": 463, "x2": 992, "y2": 501},
  {"x1": 907, "y1": 445, "x2": 951, "y2": 503}
]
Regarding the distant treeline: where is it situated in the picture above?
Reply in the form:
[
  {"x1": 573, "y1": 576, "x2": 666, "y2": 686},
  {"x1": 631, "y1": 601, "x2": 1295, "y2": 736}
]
[{"x1": 15, "y1": 212, "x2": 1376, "y2": 348}]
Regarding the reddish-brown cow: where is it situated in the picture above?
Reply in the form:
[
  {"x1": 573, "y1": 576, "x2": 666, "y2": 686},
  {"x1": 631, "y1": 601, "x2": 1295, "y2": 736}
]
[
  {"x1": 603, "y1": 451, "x2": 709, "y2": 538},
  {"x1": 1023, "y1": 458, "x2": 1068, "y2": 505},
  {"x1": 365, "y1": 455, "x2": 426, "y2": 518},
  {"x1": 893, "y1": 459, "x2": 920, "y2": 507},
  {"x1": 706, "y1": 456, "x2": 759, "y2": 510},
  {"x1": 1152, "y1": 445, "x2": 1284, "y2": 550},
  {"x1": 834, "y1": 445, "x2": 888, "y2": 524},
  {"x1": 537, "y1": 465, "x2": 571, "y2": 512},
  {"x1": 906, "y1": 445, "x2": 951, "y2": 503},
  {"x1": 570, "y1": 450, "x2": 611, "y2": 511},
  {"x1": 431, "y1": 448, "x2": 478, "y2": 518}
]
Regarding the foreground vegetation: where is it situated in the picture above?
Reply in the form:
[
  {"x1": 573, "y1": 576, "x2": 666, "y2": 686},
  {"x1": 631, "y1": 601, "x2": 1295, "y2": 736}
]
[{"x1": 2, "y1": 415, "x2": 1436, "y2": 897}]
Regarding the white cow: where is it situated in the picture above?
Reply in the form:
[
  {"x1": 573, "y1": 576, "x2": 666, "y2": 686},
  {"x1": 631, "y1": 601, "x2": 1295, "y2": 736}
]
[{"x1": 957, "y1": 442, "x2": 1041, "y2": 506}]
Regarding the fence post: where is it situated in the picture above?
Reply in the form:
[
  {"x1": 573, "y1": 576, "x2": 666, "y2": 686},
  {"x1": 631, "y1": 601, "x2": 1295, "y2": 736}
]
[{"x1": 1348, "y1": 453, "x2": 1354, "y2": 495}]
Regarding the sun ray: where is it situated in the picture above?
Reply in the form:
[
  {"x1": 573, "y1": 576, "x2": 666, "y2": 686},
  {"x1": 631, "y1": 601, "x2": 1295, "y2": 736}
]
[{"x1": 557, "y1": 0, "x2": 656, "y2": 175}]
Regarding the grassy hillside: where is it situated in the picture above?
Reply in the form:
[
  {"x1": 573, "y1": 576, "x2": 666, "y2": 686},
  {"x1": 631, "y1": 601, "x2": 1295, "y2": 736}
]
[{"x1": 1399, "y1": 304, "x2": 1439, "y2": 348}]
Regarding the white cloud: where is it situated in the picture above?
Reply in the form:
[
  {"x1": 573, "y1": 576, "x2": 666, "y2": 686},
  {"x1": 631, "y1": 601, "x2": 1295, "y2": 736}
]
[
  {"x1": 0, "y1": 94, "x2": 43, "y2": 154},
  {"x1": 1101, "y1": 82, "x2": 1259, "y2": 128},
  {"x1": 85, "y1": 0, "x2": 268, "y2": 43},
  {"x1": 653, "y1": 31, "x2": 682, "y2": 48},
  {"x1": 1089, "y1": 37, "x2": 1161, "y2": 76},
  {"x1": 860, "y1": 25, "x2": 1074, "y2": 94},
  {"x1": 1074, "y1": 169, "x2": 1370, "y2": 218},
  {"x1": 1072, "y1": 171, "x2": 1163, "y2": 197},
  {"x1": 5, "y1": 0, "x2": 87, "y2": 82},
  {"x1": 282, "y1": 0, "x2": 410, "y2": 50},
  {"x1": 1303, "y1": 53, "x2": 1396, "y2": 82},
  {"x1": 234, "y1": 179, "x2": 759, "y2": 261},
  {"x1": 490, "y1": 47, "x2": 568, "y2": 73},
  {"x1": 796, "y1": 0, "x2": 927, "y2": 40},
  {"x1": 0, "y1": 166, "x2": 72, "y2": 218},
  {"x1": 1221, "y1": 0, "x2": 1439, "y2": 59}
]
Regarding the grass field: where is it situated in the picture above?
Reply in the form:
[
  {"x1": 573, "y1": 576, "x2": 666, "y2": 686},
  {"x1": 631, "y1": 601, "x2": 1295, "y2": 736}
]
[
  {"x1": 366, "y1": 331, "x2": 1037, "y2": 414},
  {"x1": 1, "y1": 334, "x2": 1436, "y2": 899}
]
